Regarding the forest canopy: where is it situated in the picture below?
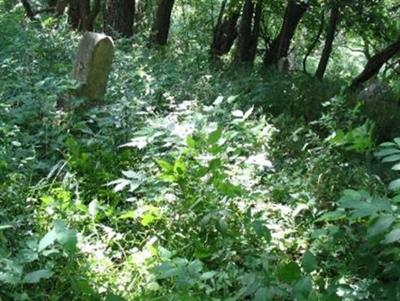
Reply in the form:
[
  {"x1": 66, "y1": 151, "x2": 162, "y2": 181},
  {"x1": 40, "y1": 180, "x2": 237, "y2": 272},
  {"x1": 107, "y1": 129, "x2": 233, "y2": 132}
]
[{"x1": 1, "y1": 0, "x2": 400, "y2": 300}]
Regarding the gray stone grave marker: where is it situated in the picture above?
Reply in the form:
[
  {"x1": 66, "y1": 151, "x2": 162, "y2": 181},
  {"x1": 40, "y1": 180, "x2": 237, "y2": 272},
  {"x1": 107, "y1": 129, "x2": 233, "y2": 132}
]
[{"x1": 72, "y1": 32, "x2": 114, "y2": 101}]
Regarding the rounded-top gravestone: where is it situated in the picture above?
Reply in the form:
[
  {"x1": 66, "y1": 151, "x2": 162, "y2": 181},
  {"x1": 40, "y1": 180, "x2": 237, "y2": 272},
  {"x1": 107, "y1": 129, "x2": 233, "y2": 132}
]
[{"x1": 72, "y1": 32, "x2": 114, "y2": 101}]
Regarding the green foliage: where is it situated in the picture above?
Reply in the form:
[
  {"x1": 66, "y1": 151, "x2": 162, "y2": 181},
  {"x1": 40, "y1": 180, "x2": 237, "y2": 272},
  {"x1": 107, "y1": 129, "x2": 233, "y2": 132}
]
[{"x1": 1, "y1": 1, "x2": 400, "y2": 300}]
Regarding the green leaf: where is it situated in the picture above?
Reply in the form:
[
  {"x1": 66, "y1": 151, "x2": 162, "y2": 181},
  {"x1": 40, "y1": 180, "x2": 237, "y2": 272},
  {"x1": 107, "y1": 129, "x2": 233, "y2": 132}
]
[
  {"x1": 200, "y1": 271, "x2": 217, "y2": 280},
  {"x1": 302, "y1": 251, "x2": 317, "y2": 273},
  {"x1": 208, "y1": 127, "x2": 223, "y2": 145},
  {"x1": 186, "y1": 136, "x2": 196, "y2": 148},
  {"x1": 38, "y1": 229, "x2": 57, "y2": 252},
  {"x1": 22, "y1": 269, "x2": 53, "y2": 284},
  {"x1": 255, "y1": 287, "x2": 272, "y2": 301},
  {"x1": 316, "y1": 211, "x2": 346, "y2": 222},
  {"x1": 339, "y1": 195, "x2": 391, "y2": 218},
  {"x1": 292, "y1": 277, "x2": 312, "y2": 300},
  {"x1": 375, "y1": 148, "x2": 400, "y2": 158},
  {"x1": 367, "y1": 216, "x2": 395, "y2": 238},
  {"x1": 383, "y1": 228, "x2": 400, "y2": 244},
  {"x1": 276, "y1": 262, "x2": 301, "y2": 284},
  {"x1": 392, "y1": 163, "x2": 400, "y2": 171},
  {"x1": 155, "y1": 159, "x2": 173, "y2": 172},
  {"x1": 382, "y1": 154, "x2": 400, "y2": 163},
  {"x1": 394, "y1": 138, "x2": 400, "y2": 145},
  {"x1": 389, "y1": 179, "x2": 400, "y2": 191}
]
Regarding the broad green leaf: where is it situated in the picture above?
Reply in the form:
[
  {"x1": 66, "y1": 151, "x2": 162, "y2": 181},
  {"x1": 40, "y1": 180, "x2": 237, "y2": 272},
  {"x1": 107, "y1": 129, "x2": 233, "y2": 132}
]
[
  {"x1": 339, "y1": 196, "x2": 391, "y2": 218},
  {"x1": 155, "y1": 159, "x2": 173, "y2": 172},
  {"x1": 383, "y1": 228, "x2": 400, "y2": 244},
  {"x1": 276, "y1": 262, "x2": 301, "y2": 284},
  {"x1": 302, "y1": 251, "x2": 317, "y2": 273},
  {"x1": 367, "y1": 216, "x2": 395, "y2": 238},
  {"x1": 38, "y1": 229, "x2": 57, "y2": 252},
  {"x1": 292, "y1": 277, "x2": 312, "y2": 300},
  {"x1": 186, "y1": 136, "x2": 196, "y2": 148},
  {"x1": 389, "y1": 179, "x2": 400, "y2": 191},
  {"x1": 375, "y1": 148, "x2": 400, "y2": 157},
  {"x1": 200, "y1": 271, "x2": 217, "y2": 280},
  {"x1": 392, "y1": 163, "x2": 400, "y2": 171},
  {"x1": 208, "y1": 127, "x2": 223, "y2": 145},
  {"x1": 394, "y1": 138, "x2": 400, "y2": 145},
  {"x1": 382, "y1": 154, "x2": 400, "y2": 163},
  {"x1": 255, "y1": 287, "x2": 272, "y2": 301},
  {"x1": 316, "y1": 211, "x2": 346, "y2": 222},
  {"x1": 22, "y1": 269, "x2": 53, "y2": 284}
]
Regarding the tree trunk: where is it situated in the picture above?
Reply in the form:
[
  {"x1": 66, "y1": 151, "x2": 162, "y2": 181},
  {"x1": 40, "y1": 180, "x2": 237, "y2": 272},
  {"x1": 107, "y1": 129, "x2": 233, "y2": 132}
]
[
  {"x1": 264, "y1": 0, "x2": 308, "y2": 67},
  {"x1": 303, "y1": 9, "x2": 325, "y2": 74},
  {"x1": 78, "y1": 0, "x2": 91, "y2": 31},
  {"x1": 151, "y1": 0, "x2": 175, "y2": 45},
  {"x1": 68, "y1": 0, "x2": 81, "y2": 29},
  {"x1": 20, "y1": 0, "x2": 36, "y2": 20},
  {"x1": 48, "y1": 0, "x2": 57, "y2": 7},
  {"x1": 104, "y1": 0, "x2": 135, "y2": 38},
  {"x1": 210, "y1": 0, "x2": 240, "y2": 57},
  {"x1": 235, "y1": 0, "x2": 262, "y2": 63},
  {"x1": 351, "y1": 39, "x2": 400, "y2": 89},
  {"x1": 67, "y1": 0, "x2": 100, "y2": 31},
  {"x1": 315, "y1": 5, "x2": 339, "y2": 79}
]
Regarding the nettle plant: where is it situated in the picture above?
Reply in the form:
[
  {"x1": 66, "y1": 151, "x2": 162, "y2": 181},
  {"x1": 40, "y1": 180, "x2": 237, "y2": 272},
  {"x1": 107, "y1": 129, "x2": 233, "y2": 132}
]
[
  {"x1": 0, "y1": 220, "x2": 77, "y2": 299},
  {"x1": 315, "y1": 138, "x2": 400, "y2": 300},
  {"x1": 108, "y1": 99, "x2": 341, "y2": 300}
]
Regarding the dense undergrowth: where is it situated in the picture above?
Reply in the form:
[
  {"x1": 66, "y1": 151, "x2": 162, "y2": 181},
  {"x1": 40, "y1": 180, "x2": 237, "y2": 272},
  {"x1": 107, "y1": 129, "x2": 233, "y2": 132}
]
[{"x1": 1, "y1": 5, "x2": 400, "y2": 301}]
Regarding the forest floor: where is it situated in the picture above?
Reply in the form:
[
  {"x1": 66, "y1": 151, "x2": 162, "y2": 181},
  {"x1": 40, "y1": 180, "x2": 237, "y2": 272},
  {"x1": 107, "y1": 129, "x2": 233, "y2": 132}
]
[{"x1": 1, "y1": 8, "x2": 398, "y2": 301}]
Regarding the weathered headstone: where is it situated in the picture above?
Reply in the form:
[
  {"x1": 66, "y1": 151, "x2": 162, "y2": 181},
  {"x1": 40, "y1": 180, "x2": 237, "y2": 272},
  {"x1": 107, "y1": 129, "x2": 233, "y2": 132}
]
[{"x1": 72, "y1": 32, "x2": 114, "y2": 101}]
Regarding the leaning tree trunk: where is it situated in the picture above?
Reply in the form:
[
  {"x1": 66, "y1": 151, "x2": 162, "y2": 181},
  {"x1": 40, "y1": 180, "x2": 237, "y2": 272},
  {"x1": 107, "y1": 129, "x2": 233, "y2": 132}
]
[
  {"x1": 104, "y1": 0, "x2": 135, "y2": 38},
  {"x1": 351, "y1": 39, "x2": 400, "y2": 89},
  {"x1": 315, "y1": 5, "x2": 339, "y2": 79},
  {"x1": 235, "y1": 0, "x2": 262, "y2": 63},
  {"x1": 151, "y1": 0, "x2": 175, "y2": 45},
  {"x1": 264, "y1": 0, "x2": 308, "y2": 67},
  {"x1": 210, "y1": 0, "x2": 241, "y2": 57}
]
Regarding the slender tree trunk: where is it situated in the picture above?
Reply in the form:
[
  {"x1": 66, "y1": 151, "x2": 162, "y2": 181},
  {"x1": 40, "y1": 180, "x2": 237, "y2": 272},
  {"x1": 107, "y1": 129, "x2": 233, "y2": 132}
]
[
  {"x1": 264, "y1": 0, "x2": 308, "y2": 67},
  {"x1": 315, "y1": 5, "x2": 339, "y2": 79},
  {"x1": 303, "y1": 9, "x2": 325, "y2": 74},
  {"x1": 104, "y1": 0, "x2": 135, "y2": 38},
  {"x1": 20, "y1": 0, "x2": 36, "y2": 20},
  {"x1": 68, "y1": 0, "x2": 81, "y2": 29},
  {"x1": 351, "y1": 39, "x2": 400, "y2": 89},
  {"x1": 151, "y1": 0, "x2": 175, "y2": 45},
  {"x1": 235, "y1": 0, "x2": 263, "y2": 63},
  {"x1": 78, "y1": 0, "x2": 91, "y2": 31},
  {"x1": 48, "y1": 0, "x2": 57, "y2": 7},
  {"x1": 210, "y1": 0, "x2": 240, "y2": 56}
]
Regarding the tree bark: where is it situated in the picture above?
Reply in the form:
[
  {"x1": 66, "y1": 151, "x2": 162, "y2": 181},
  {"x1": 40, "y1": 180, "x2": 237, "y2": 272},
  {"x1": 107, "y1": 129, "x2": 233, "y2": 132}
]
[
  {"x1": 315, "y1": 5, "x2": 339, "y2": 79},
  {"x1": 20, "y1": 0, "x2": 36, "y2": 20},
  {"x1": 210, "y1": 0, "x2": 240, "y2": 57},
  {"x1": 78, "y1": 0, "x2": 91, "y2": 31},
  {"x1": 303, "y1": 9, "x2": 324, "y2": 74},
  {"x1": 68, "y1": 0, "x2": 81, "y2": 29},
  {"x1": 264, "y1": 0, "x2": 308, "y2": 67},
  {"x1": 351, "y1": 39, "x2": 400, "y2": 89},
  {"x1": 104, "y1": 0, "x2": 135, "y2": 38},
  {"x1": 235, "y1": 0, "x2": 263, "y2": 63},
  {"x1": 151, "y1": 0, "x2": 175, "y2": 45}
]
